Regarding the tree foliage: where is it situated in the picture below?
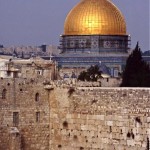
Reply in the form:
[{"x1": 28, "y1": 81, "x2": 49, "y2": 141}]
[
  {"x1": 78, "y1": 65, "x2": 101, "y2": 82},
  {"x1": 121, "y1": 42, "x2": 150, "y2": 87}
]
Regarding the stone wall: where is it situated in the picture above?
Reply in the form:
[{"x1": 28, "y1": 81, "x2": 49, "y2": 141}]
[
  {"x1": 50, "y1": 87, "x2": 150, "y2": 150},
  {"x1": 0, "y1": 78, "x2": 150, "y2": 150},
  {"x1": 0, "y1": 78, "x2": 50, "y2": 150}
]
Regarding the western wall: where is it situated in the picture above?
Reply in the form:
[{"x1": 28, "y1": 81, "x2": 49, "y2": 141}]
[{"x1": 0, "y1": 78, "x2": 149, "y2": 150}]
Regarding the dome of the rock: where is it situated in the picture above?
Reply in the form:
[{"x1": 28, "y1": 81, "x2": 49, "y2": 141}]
[{"x1": 64, "y1": 0, "x2": 126, "y2": 35}]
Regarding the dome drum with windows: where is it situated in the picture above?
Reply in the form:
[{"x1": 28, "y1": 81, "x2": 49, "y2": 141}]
[{"x1": 59, "y1": 0, "x2": 130, "y2": 54}]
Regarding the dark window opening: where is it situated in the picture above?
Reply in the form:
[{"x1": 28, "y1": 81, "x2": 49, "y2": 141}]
[
  {"x1": 36, "y1": 112, "x2": 40, "y2": 123},
  {"x1": 13, "y1": 112, "x2": 19, "y2": 126},
  {"x1": 37, "y1": 70, "x2": 43, "y2": 75},
  {"x1": 35, "y1": 93, "x2": 39, "y2": 102},
  {"x1": 109, "y1": 126, "x2": 112, "y2": 132},
  {"x1": 147, "y1": 137, "x2": 149, "y2": 150},
  {"x1": 2, "y1": 89, "x2": 7, "y2": 99},
  {"x1": 7, "y1": 71, "x2": 11, "y2": 77},
  {"x1": 13, "y1": 72, "x2": 18, "y2": 78}
]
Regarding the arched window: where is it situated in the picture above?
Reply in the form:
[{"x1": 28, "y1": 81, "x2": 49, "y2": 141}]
[
  {"x1": 35, "y1": 93, "x2": 39, "y2": 102},
  {"x1": 2, "y1": 89, "x2": 7, "y2": 99}
]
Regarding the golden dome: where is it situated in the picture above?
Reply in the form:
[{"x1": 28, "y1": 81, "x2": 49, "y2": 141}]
[{"x1": 64, "y1": 0, "x2": 126, "y2": 35}]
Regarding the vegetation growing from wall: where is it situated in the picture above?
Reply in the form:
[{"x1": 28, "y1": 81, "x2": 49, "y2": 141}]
[
  {"x1": 68, "y1": 87, "x2": 75, "y2": 97},
  {"x1": 121, "y1": 42, "x2": 150, "y2": 87},
  {"x1": 78, "y1": 65, "x2": 101, "y2": 82}
]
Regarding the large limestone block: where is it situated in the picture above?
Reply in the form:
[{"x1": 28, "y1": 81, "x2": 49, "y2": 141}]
[
  {"x1": 106, "y1": 120, "x2": 113, "y2": 126},
  {"x1": 127, "y1": 139, "x2": 135, "y2": 146}
]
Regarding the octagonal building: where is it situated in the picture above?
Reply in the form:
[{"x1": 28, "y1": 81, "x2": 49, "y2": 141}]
[{"x1": 54, "y1": 0, "x2": 131, "y2": 77}]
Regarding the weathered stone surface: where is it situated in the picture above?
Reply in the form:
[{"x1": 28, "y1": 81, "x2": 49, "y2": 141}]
[{"x1": 0, "y1": 79, "x2": 150, "y2": 150}]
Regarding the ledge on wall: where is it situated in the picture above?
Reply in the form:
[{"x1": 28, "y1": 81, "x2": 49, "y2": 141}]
[{"x1": 44, "y1": 84, "x2": 54, "y2": 90}]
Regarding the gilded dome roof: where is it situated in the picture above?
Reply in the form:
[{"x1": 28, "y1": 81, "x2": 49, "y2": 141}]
[{"x1": 64, "y1": 0, "x2": 126, "y2": 35}]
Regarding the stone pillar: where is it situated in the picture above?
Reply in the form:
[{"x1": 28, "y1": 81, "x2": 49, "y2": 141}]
[{"x1": 9, "y1": 127, "x2": 21, "y2": 150}]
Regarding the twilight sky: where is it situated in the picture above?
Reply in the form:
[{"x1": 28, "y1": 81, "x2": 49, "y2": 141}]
[{"x1": 0, "y1": 0, "x2": 149, "y2": 51}]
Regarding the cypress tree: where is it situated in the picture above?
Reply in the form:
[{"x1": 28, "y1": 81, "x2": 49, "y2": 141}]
[{"x1": 121, "y1": 42, "x2": 150, "y2": 87}]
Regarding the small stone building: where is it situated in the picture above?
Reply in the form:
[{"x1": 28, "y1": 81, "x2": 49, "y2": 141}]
[{"x1": 0, "y1": 57, "x2": 57, "y2": 80}]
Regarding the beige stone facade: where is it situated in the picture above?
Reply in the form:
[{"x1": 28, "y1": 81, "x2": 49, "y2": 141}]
[
  {"x1": 0, "y1": 57, "x2": 57, "y2": 80},
  {"x1": 0, "y1": 78, "x2": 150, "y2": 150},
  {"x1": 0, "y1": 78, "x2": 50, "y2": 150}
]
